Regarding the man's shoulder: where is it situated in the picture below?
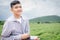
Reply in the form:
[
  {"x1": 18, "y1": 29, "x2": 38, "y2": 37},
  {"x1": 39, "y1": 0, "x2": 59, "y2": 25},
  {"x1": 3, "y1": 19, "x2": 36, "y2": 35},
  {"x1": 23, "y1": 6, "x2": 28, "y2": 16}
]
[
  {"x1": 22, "y1": 15, "x2": 29, "y2": 21},
  {"x1": 5, "y1": 16, "x2": 14, "y2": 22}
]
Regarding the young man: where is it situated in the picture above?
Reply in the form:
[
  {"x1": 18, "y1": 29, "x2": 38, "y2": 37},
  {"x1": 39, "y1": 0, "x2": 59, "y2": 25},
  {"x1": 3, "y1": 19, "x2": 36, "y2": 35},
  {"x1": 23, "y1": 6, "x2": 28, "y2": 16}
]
[{"x1": 1, "y1": 0, "x2": 39, "y2": 40}]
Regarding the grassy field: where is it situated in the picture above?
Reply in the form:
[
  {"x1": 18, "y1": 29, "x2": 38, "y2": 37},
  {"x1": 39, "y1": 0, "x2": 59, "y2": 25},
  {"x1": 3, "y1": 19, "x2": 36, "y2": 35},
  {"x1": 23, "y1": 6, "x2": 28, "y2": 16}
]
[
  {"x1": 0, "y1": 23, "x2": 60, "y2": 40},
  {"x1": 30, "y1": 23, "x2": 60, "y2": 40},
  {"x1": 0, "y1": 25, "x2": 3, "y2": 36}
]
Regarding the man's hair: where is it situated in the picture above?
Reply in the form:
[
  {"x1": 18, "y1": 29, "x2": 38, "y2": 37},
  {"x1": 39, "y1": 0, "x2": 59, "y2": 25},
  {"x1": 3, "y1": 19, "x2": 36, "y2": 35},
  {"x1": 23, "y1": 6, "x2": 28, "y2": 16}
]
[{"x1": 10, "y1": 0, "x2": 21, "y2": 8}]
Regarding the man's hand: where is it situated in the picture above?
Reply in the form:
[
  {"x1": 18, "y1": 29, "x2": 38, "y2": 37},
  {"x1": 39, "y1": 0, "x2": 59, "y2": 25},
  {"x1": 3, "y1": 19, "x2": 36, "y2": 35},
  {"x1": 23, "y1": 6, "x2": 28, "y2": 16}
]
[
  {"x1": 34, "y1": 36, "x2": 40, "y2": 40},
  {"x1": 21, "y1": 34, "x2": 30, "y2": 39}
]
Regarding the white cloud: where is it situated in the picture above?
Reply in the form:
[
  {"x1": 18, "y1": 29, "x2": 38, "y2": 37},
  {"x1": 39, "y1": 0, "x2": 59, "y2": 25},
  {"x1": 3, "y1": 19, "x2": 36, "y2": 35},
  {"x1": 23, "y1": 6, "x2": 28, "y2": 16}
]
[
  {"x1": 23, "y1": 0, "x2": 60, "y2": 19},
  {"x1": 19, "y1": 0, "x2": 36, "y2": 12}
]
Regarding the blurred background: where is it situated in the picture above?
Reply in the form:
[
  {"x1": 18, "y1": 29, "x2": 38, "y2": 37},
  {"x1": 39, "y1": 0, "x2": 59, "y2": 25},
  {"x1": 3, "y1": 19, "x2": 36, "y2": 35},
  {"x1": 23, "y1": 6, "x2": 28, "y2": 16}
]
[{"x1": 0, "y1": 0, "x2": 60, "y2": 40}]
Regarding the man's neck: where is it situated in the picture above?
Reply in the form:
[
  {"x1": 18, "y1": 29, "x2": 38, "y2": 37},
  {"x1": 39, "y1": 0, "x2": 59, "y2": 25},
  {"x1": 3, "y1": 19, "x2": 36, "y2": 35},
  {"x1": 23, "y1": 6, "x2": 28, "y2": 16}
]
[{"x1": 14, "y1": 14, "x2": 21, "y2": 19}]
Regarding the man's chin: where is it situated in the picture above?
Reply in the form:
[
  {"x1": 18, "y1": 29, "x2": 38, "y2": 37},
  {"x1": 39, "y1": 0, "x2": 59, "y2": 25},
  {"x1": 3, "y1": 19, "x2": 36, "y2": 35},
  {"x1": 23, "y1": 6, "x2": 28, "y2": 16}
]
[{"x1": 16, "y1": 13, "x2": 21, "y2": 16}]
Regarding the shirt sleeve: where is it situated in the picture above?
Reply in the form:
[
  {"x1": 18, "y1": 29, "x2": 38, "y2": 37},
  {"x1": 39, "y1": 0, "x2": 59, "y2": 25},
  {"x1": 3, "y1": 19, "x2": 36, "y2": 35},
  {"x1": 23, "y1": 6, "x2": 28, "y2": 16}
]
[
  {"x1": 1, "y1": 21, "x2": 22, "y2": 40},
  {"x1": 25, "y1": 19, "x2": 30, "y2": 34},
  {"x1": 1, "y1": 34, "x2": 22, "y2": 40}
]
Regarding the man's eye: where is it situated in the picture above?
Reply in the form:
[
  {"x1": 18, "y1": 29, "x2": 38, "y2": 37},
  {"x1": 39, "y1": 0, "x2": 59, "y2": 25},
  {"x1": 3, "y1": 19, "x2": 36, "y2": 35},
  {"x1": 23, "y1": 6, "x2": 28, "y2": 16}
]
[{"x1": 15, "y1": 7, "x2": 18, "y2": 9}]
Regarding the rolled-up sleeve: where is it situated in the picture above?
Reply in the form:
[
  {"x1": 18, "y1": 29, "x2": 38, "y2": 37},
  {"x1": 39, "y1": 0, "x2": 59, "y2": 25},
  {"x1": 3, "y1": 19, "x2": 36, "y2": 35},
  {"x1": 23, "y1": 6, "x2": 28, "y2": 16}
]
[{"x1": 1, "y1": 21, "x2": 22, "y2": 40}]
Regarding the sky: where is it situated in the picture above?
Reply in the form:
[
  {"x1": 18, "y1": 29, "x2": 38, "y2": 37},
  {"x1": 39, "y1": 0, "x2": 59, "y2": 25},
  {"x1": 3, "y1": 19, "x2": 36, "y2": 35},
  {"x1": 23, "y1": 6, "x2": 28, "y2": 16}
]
[{"x1": 0, "y1": 0, "x2": 60, "y2": 20}]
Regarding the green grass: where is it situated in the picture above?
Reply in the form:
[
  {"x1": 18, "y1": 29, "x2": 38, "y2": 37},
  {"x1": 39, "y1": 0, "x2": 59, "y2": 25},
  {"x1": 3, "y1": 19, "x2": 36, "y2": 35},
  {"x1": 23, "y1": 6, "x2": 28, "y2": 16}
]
[
  {"x1": 30, "y1": 23, "x2": 60, "y2": 40},
  {"x1": 0, "y1": 25, "x2": 3, "y2": 36},
  {"x1": 0, "y1": 23, "x2": 60, "y2": 40}
]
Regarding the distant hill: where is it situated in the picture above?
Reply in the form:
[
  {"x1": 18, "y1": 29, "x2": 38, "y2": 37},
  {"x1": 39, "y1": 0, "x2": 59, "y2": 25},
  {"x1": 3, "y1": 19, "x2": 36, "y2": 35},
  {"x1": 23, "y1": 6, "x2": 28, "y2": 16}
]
[{"x1": 29, "y1": 15, "x2": 60, "y2": 23}]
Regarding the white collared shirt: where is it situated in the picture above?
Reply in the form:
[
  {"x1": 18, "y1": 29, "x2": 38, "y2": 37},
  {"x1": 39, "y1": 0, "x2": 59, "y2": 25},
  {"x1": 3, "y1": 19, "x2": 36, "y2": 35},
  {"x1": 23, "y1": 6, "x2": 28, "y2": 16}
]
[{"x1": 16, "y1": 18, "x2": 21, "y2": 23}]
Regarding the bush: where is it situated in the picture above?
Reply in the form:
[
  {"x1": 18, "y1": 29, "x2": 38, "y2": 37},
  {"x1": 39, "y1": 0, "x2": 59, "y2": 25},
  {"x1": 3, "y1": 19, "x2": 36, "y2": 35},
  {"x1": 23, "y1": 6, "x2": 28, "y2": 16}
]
[{"x1": 0, "y1": 21, "x2": 4, "y2": 25}]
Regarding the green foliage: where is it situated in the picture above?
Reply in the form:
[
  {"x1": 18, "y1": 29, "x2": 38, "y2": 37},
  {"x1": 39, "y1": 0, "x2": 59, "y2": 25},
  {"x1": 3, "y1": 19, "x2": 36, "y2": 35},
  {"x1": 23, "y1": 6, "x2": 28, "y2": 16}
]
[
  {"x1": 0, "y1": 21, "x2": 4, "y2": 25},
  {"x1": 0, "y1": 25, "x2": 3, "y2": 35},
  {"x1": 30, "y1": 15, "x2": 60, "y2": 23}
]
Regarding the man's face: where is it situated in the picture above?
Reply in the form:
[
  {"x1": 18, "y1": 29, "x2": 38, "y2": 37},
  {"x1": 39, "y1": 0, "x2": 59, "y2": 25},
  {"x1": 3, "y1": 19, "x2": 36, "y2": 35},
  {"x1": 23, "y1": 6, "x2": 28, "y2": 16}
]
[{"x1": 11, "y1": 4, "x2": 22, "y2": 15}]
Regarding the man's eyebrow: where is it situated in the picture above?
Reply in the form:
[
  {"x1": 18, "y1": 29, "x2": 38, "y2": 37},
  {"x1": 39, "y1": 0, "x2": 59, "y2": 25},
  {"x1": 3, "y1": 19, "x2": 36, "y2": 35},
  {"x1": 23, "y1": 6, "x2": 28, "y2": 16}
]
[{"x1": 14, "y1": 5, "x2": 22, "y2": 8}]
